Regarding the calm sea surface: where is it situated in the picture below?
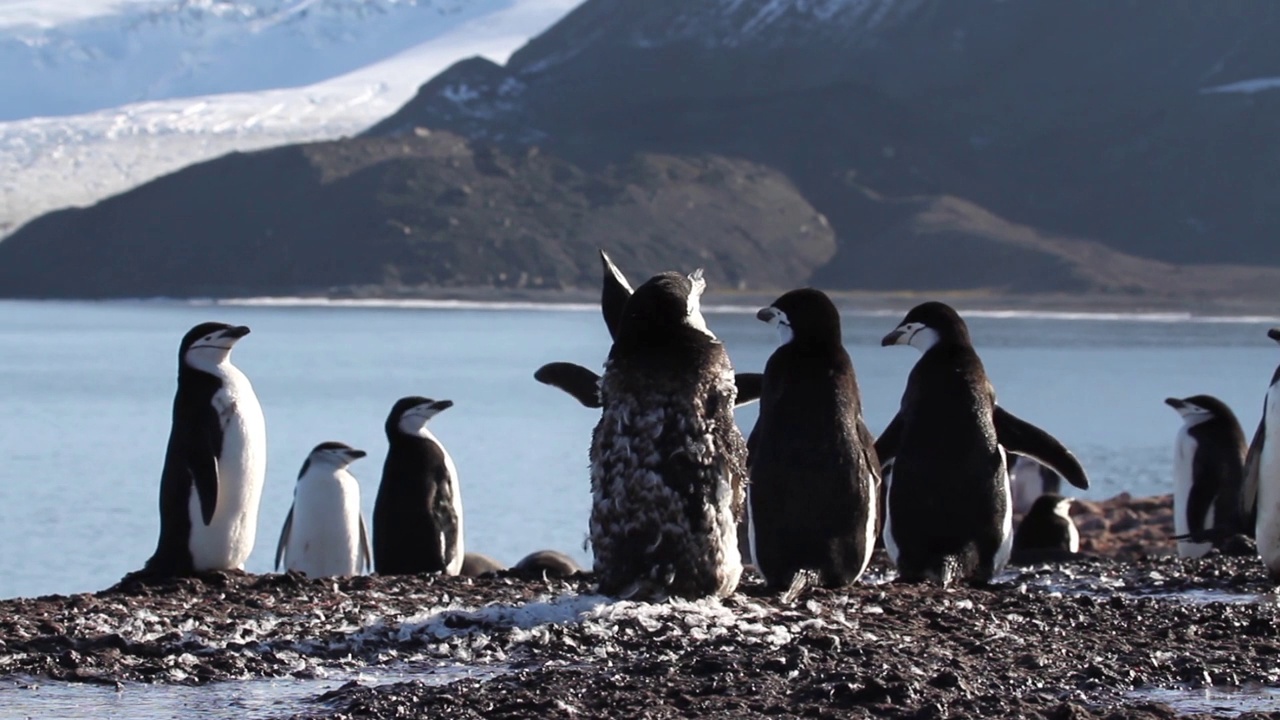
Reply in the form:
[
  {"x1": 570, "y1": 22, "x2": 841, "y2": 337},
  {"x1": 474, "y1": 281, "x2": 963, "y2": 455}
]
[{"x1": 2, "y1": 299, "x2": 1279, "y2": 599}]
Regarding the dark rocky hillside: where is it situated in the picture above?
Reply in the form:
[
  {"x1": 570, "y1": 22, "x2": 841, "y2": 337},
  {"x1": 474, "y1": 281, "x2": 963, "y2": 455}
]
[
  {"x1": 0, "y1": 132, "x2": 833, "y2": 298},
  {"x1": 4, "y1": 0, "x2": 1280, "y2": 299}
]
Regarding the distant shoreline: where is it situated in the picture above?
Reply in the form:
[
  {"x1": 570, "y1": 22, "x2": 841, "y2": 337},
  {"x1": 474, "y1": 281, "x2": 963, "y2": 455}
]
[{"x1": 3, "y1": 288, "x2": 1278, "y2": 323}]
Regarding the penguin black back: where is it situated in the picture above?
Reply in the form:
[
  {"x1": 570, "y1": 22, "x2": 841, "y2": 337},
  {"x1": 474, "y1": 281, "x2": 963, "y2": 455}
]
[
  {"x1": 373, "y1": 396, "x2": 463, "y2": 575},
  {"x1": 749, "y1": 288, "x2": 879, "y2": 590}
]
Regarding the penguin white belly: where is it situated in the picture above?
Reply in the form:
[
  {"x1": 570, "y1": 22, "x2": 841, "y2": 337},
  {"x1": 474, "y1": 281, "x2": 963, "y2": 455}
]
[
  {"x1": 286, "y1": 472, "x2": 363, "y2": 577},
  {"x1": 188, "y1": 368, "x2": 267, "y2": 571},
  {"x1": 882, "y1": 464, "x2": 900, "y2": 565},
  {"x1": 1257, "y1": 387, "x2": 1280, "y2": 575},
  {"x1": 856, "y1": 470, "x2": 879, "y2": 578},
  {"x1": 1173, "y1": 427, "x2": 1213, "y2": 559},
  {"x1": 991, "y1": 447, "x2": 1014, "y2": 574},
  {"x1": 440, "y1": 439, "x2": 465, "y2": 576}
]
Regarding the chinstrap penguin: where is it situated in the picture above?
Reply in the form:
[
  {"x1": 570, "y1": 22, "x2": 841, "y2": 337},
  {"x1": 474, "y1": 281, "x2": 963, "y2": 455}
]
[
  {"x1": 748, "y1": 288, "x2": 880, "y2": 590},
  {"x1": 1165, "y1": 395, "x2": 1250, "y2": 558},
  {"x1": 876, "y1": 302, "x2": 1089, "y2": 586},
  {"x1": 1248, "y1": 328, "x2": 1280, "y2": 581},
  {"x1": 372, "y1": 397, "x2": 464, "y2": 575},
  {"x1": 589, "y1": 268, "x2": 747, "y2": 600},
  {"x1": 143, "y1": 322, "x2": 267, "y2": 576},
  {"x1": 1009, "y1": 455, "x2": 1064, "y2": 515},
  {"x1": 460, "y1": 552, "x2": 506, "y2": 577},
  {"x1": 275, "y1": 442, "x2": 371, "y2": 578},
  {"x1": 1011, "y1": 494, "x2": 1079, "y2": 563}
]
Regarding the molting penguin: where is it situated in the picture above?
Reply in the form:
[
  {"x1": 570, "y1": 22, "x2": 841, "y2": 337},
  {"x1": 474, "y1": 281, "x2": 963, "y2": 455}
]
[
  {"x1": 372, "y1": 397, "x2": 464, "y2": 575},
  {"x1": 275, "y1": 442, "x2": 371, "y2": 578},
  {"x1": 1248, "y1": 329, "x2": 1280, "y2": 581},
  {"x1": 1009, "y1": 455, "x2": 1063, "y2": 515},
  {"x1": 877, "y1": 302, "x2": 1089, "y2": 585},
  {"x1": 590, "y1": 268, "x2": 747, "y2": 600},
  {"x1": 534, "y1": 250, "x2": 764, "y2": 409},
  {"x1": 748, "y1": 288, "x2": 879, "y2": 590},
  {"x1": 1011, "y1": 494, "x2": 1079, "y2": 560},
  {"x1": 1165, "y1": 395, "x2": 1249, "y2": 558},
  {"x1": 143, "y1": 322, "x2": 267, "y2": 576}
]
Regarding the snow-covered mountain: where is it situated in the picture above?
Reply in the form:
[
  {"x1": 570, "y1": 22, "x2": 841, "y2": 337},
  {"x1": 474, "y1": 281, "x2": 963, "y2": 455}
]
[{"x1": 0, "y1": 0, "x2": 580, "y2": 236}]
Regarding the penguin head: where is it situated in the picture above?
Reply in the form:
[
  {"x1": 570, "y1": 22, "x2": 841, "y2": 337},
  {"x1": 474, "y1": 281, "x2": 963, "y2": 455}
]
[
  {"x1": 388, "y1": 396, "x2": 454, "y2": 438},
  {"x1": 180, "y1": 322, "x2": 251, "y2": 372},
  {"x1": 1027, "y1": 493, "x2": 1074, "y2": 522},
  {"x1": 757, "y1": 288, "x2": 842, "y2": 347},
  {"x1": 615, "y1": 269, "x2": 712, "y2": 348},
  {"x1": 882, "y1": 301, "x2": 970, "y2": 352},
  {"x1": 299, "y1": 441, "x2": 366, "y2": 477},
  {"x1": 1164, "y1": 395, "x2": 1234, "y2": 426}
]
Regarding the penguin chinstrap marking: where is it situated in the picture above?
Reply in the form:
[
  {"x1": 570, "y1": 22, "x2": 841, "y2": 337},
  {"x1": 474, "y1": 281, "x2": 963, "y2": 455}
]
[
  {"x1": 1165, "y1": 395, "x2": 1250, "y2": 558},
  {"x1": 590, "y1": 268, "x2": 747, "y2": 600},
  {"x1": 372, "y1": 397, "x2": 464, "y2": 576},
  {"x1": 747, "y1": 288, "x2": 880, "y2": 590},
  {"x1": 875, "y1": 302, "x2": 1089, "y2": 586},
  {"x1": 143, "y1": 322, "x2": 267, "y2": 576},
  {"x1": 533, "y1": 249, "x2": 763, "y2": 410},
  {"x1": 1249, "y1": 328, "x2": 1280, "y2": 582},
  {"x1": 276, "y1": 442, "x2": 372, "y2": 578}
]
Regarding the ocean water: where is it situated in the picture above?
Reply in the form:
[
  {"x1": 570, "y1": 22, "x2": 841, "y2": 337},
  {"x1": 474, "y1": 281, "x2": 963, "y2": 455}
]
[{"x1": 2, "y1": 299, "x2": 1279, "y2": 600}]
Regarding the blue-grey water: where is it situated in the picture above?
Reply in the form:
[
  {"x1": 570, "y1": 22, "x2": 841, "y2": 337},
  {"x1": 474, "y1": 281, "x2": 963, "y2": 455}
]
[{"x1": 2, "y1": 299, "x2": 1279, "y2": 600}]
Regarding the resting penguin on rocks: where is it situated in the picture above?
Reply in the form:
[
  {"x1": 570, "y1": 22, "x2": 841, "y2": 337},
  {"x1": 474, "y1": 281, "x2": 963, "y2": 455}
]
[
  {"x1": 877, "y1": 302, "x2": 1090, "y2": 586},
  {"x1": 372, "y1": 397, "x2": 464, "y2": 576},
  {"x1": 1011, "y1": 494, "x2": 1080, "y2": 565},
  {"x1": 1165, "y1": 395, "x2": 1251, "y2": 558},
  {"x1": 142, "y1": 322, "x2": 267, "y2": 577},
  {"x1": 514, "y1": 550, "x2": 583, "y2": 579},
  {"x1": 1247, "y1": 328, "x2": 1280, "y2": 581},
  {"x1": 460, "y1": 553, "x2": 506, "y2": 577},
  {"x1": 275, "y1": 442, "x2": 372, "y2": 578},
  {"x1": 589, "y1": 268, "x2": 747, "y2": 600},
  {"x1": 748, "y1": 288, "x2": 880, "y2": 592}
]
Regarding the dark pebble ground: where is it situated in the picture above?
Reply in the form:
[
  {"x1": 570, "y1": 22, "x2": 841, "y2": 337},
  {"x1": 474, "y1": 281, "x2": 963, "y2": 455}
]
[{"x1": 4, "y1": 495, "x2": 1280, "y2": 720}]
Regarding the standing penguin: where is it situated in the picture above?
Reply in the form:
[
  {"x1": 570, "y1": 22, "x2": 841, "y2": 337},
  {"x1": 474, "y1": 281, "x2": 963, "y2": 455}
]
[
  {"x1": 143, "y1": 322, "x2": 267, "y2": 576},
  {"x1": 1248, "y1": 328, "x2": 1280, "y2": 580},
  {"x1": 372, "y1": 396, "x2": 464, "y2": 575},
  {"x1": 877, "y1": 302, "x2": 1089, "y2": 585},
  {"x1": 276, "y1": 442, "x2": 371, "y2": 578},
  {"x1": 1165, "y1": 395, "x2": 1249, "y2": 558},
  {"x1": 749, "y1": 288, "x2": 879, "y2": 590},
  {"x1": 590, "y1": 269, "x2": 746, "y2": 600},
  {"x1": 1009, "y1": 455, "x2": 1064, "y2": 515}
]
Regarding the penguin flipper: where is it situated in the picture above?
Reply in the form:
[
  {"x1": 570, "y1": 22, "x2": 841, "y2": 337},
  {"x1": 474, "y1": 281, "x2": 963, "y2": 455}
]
[
  {"x1": 1244, "y1": 415, "x2": 1265, "y2": 526},
  {"x1": 275, "y1": 506, "x2": 293, "y2": 572},
  {"x1": 733, "y1": 373, "x2": 764, "y2": 407},
  {"x1": 359, "y1": 515, "x2": 372, "y2": 574},
  {"x1": 188, "y1": 411, "x2": 222, "y2": 526},
  {"x1": 874, "y1": 413, "x2": 903, "y2": 470},
  {"x1": 992, "y1": 406, "x2": 1090, "y2": 490},
  {"x1": 600, "y1": 249, "x2": 634, "y2": 341},
  {"x1": 534, "y1": 362, "x2": 603, "y2": 408}
]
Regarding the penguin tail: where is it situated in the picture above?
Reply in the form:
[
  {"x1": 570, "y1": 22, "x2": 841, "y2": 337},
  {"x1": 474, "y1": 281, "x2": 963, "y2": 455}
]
[{"x1": 781, "y1": 569, "x2": 818, "y2": 604}]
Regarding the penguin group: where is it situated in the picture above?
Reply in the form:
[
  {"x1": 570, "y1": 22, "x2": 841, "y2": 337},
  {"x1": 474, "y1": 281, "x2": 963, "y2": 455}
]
[
  {"x1": 135, "y1": 249, "x2": 1280, "y2": 599},
  {"x1": 138, "y1": 322, "x2": 580, "y2": 581}
]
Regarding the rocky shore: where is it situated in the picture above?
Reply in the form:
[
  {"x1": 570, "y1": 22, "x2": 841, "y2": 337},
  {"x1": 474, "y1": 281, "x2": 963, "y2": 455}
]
[{"x1": 2, "y1": 494, "x2": 1279, "y2": 719}]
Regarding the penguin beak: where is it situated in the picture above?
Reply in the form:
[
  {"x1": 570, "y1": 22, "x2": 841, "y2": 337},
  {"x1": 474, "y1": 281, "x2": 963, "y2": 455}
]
[
  {"x1": 345, "y1": 449, "x2": 368, "y2": 460},
  {"x1": 1164, "y1": 398, "x2": 1185, "y2": 410},
  {"x1": 881, "y1": 328, "x2": 907, "y2": 346},
  {"x1": 221, "y1": 325, "x2": 251, "y2": 341},
  {"x1": 432, "y1": 399, "x2": 454, "y2": 412},
  {"x1": 756, "y1": 307, "x2": 780, "y2": 323},
  {"x1": 1269, "y1": 328, "x2": 1280, "y2": 344}
]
